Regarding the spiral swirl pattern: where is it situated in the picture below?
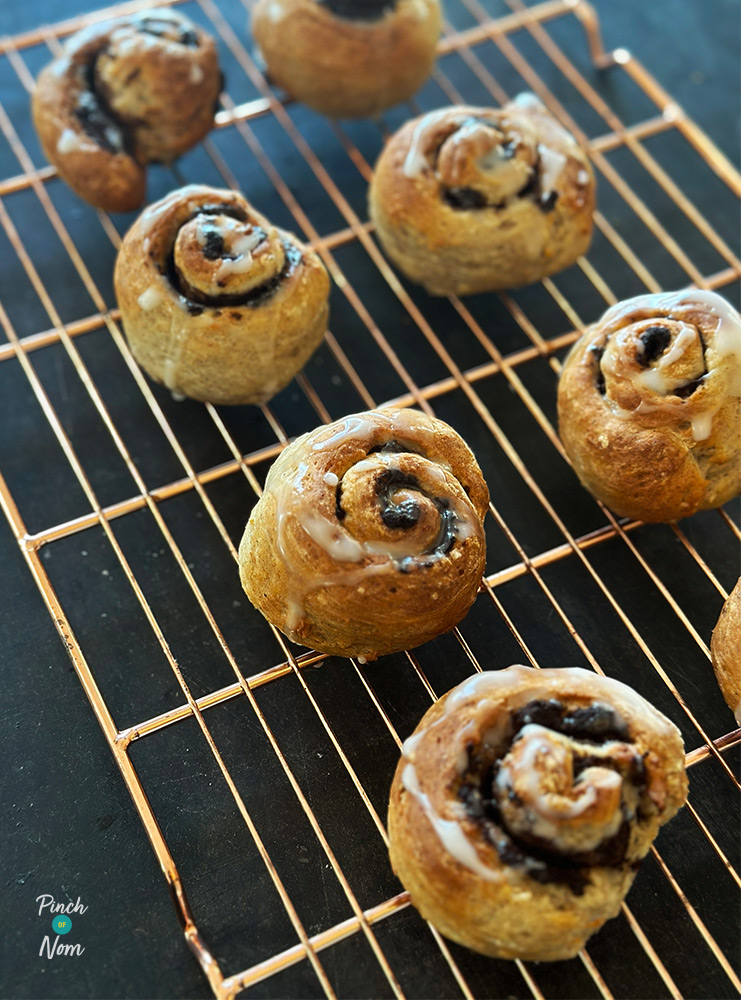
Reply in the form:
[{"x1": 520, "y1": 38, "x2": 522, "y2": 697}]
[
  {"x1": 558, "y1": 289, "x2": 741, "y2": 522},
  {"x1": 370, "y1": 95, "x2": 595, "y2": 295},
  {"x1": 32, "y1": 10, "x2": 221, "y2": 212},
  {"x1": 239, "y1": 408, "x2": 489, "y2": 659},
  {"x1": 389, "y1": 665, "x2": 688, "y2": 961},
  {"x1": 114, "y1": 185, "x2": 329, "y2": 404}
]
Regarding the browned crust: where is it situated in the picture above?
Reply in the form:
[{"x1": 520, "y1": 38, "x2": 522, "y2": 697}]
[
  {"x1": 388, "y1": 666, "x2": 688, "y2": 961},
  {"x1": 252, "y1": 0, "x2": 441, "y2": 118},
  {"x1": 238, "y1": 408, "x2": 489, "y2": 659},
  {"x1": 114, "y1": 184, "x2": 330, "y2": 405},
  {"x1": 557, "y1": 299, "x2": 741, "y2": 522},
  {"x1": 710, "y1": 578, "x2": 741, "y2": 722},
  {"x1": 31, "y1": 15, "x2": 220, "y2": 212},
  {"x1": 368, "y1": 101, "x2": 595, "y2": 295}
]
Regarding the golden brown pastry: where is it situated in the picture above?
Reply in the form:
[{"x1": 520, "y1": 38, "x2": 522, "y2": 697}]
[
  {"x1": 32, "y1": 9, "x2": 221, "y2": 212},
  {"x1": 368, "y1": 95, "x2": 595, "y2": 295},
  {"x1": 710, "y1": 579, "x2": 741, "y2": 725},
  {"x1": 388, "y1": 664, "x2": 688, "y2": 961},
  {"x1": 114, "y1": 184, "x2": 330, "y2": 405},
  {"x1": 252, "y1": 0, "x2": 441, "y2": 119},
  {"x1": 239, "y1": 408, "x2": 489, "y2": 659},
  {"x1": 558, "y1": 289, "x2": 741, "y2": 523}
]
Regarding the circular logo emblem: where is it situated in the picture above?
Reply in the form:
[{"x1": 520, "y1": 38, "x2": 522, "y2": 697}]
[{"x1": 52, "y1": 915, "x2": 72, "y2": 935}]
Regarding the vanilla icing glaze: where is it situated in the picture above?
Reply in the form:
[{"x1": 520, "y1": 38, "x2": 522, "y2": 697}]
[
  {"x1": 402, "y1": 95, "x2": 585, "y2": 208},
  {"x1": 590, "y1": 288, "x2": 741, "y2": 442},
  {"x1": 399, "y1": 665, "x2": 679, "y2": 881},
  {"x1": 263, "y1": 408, "x2": 485, "y2": 636}
]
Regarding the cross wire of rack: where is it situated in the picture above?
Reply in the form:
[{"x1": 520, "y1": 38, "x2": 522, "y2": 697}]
[{"x1": 0, "y1": 0, "x2": 739, "y2": 996}]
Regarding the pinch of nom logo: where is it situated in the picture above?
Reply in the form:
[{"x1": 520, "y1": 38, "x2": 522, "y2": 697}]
[{"x1": 37, "y1": 894, "x2": 87, "y2": 959}]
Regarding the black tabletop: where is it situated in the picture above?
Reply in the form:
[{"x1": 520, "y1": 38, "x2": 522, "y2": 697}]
[{"x1": 2, "y1": 1, "x2": 739, "y2": 998}]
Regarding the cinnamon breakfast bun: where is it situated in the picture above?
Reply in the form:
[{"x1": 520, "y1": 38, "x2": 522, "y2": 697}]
[
  {"x1": 369, "y1": 95, "x2": 595, "y2": 295},
  {"x1": 238, "y1": 408, "x2": 489, "y2": 659},
  {"x1": 114, "y1": 184, "x2": 330, "y2": 405},
  {"x1": 558, "y1": 289, "x2": 741, "y2": 522},
  {"x1": 252, "y1": 0, "x2": 441, "y2": 119},
  {"x1": 710, "y1": 579, "x2": 741, "y2": 726},
  {"x1": 32, "y1": 9, "x2": 221, "y2": 212},
  {"x1": 388, "y1": 665, "x2": 688, "y2": 961}
]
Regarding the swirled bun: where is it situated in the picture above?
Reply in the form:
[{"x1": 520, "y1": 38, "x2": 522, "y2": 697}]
[
  {"x1": 239, "y1": 408, "x2": 489, "y2": 659},
  {"x1": 710, "y1": 579, "x2": 741, "y2": 725},
  {"x1": 32, "y1": 9, "x2": 221, "y2": 212},
  {"x1": 558, "y1": 289, "x2": 741, "y2": 522},
  {"x1": 252, "y1": 0, "x2": 441, "y2": 119},
  {"x1": 114, "y1": 184, "x2": 330, "y2": 405},
  {"x1": 369, "y1": 95, "x2": 595, "y2": 295},
  {"x1": 389, "y1": 665, "x2": 688, "y2": 961}
]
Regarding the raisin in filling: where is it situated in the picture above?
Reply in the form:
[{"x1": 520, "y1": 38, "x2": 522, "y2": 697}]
[
  {"x1": 457, "y1": 698, "x2": 647, "y2": 894},
  {"x1": 638, "y1": 325, "x2": 672, "y2": 364},
  {"x1": 589, "y1": 343, "x2": 606, "y2": 395},
  {"x1": 334, "y1": 459, "x2": 459, "y2": 567},
  {"x1": 437, "y1": 120, "x2": 559, "y2": 213},
  {"x1": 165, "y1": 205, "x2": 301, "y2": 309},
  {"x1": 135, "y1": 14, "x2": 200, "y2": 47},
  {"x1": 319, "y1": 0, "x2": 396, "y2": 19}
]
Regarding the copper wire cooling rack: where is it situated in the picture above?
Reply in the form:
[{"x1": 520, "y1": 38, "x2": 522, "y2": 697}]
[{"x1": 1, "y1": 0, "x2": 740, "y2": 996}]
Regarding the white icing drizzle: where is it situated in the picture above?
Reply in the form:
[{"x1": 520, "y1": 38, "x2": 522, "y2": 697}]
[
  {"x1": 162, "y1": 307, "x2": 191, "y2": 391},
  {"x1": 401, "y1": 763, "x2": 500, "y2": 882},
  {"x1": 403, "y1": 111, "x2": 441, "y2": 178},
  {"x1": 137, "y1": 285, "x2": 163, "y2": 311},
  {"x1": 140, "y1": 188, "x2": 196, "y2": 237},
  {"x1": 299, "y1": 512, "x2": 365, "y2": 563},
  {"x1": 658, "y1": 323, "x2": 697, "y2": 367},
  {"x1": 499, "y1": 724, "x2": 622, "y2": 826},
  {"x1": 597, "y1": 292, "x2": 741, "y2": 442},
  {"x1": 56, "y1": 128, "x2": 93, "y2": 155},
  {"x1": 735, "y1": 701, "x2": 741, "y2": 726},
  {"x1": 266, "y1": 1, "x2": 284, "y2": 22},
  {"x1": 690, "y1": 408, "x2": 717, "y2": 442},
  {"x1": 537, "y1": 143, "x2": 566, "y2": 197},
  {"x1": 189, "y1": 63, "x2": 204, "y2": 84},
  {"x1": 397, "y1": 665, "x2": 674, "y2": 875},
  {"x1": 577, "y1": 169, "x2": 590, "y2": 185},
  {"x1": 269, "y1": 409, "x2": 484, "y2": 632},
  {"x1": 601, "y1": 289, "x2": 741, "y2": 364}
]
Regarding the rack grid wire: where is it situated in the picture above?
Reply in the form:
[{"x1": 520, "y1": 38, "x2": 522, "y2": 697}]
[{"x1": 0, "y1": 0, "x2": 739, "y2": 996}]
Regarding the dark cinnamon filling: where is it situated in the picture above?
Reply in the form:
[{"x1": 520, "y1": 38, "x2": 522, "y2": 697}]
[
  {"x1": 638, "y1": 325, "x2": 672, "y2": 364},
  {"x1": 318, "y1": 0, "x2": 396, "y2": 20},
  {"x1": 376, "y1": 468, "x2": 457, "y2": 569},
  {"x1": 589, "y1": 343, "x2": 606, "y2": 395},
  {"x1": 74, "y1": 16, "x2": 201, "y2": 157},
  {"x1": 168, "y1": 238, "x2": 301, "y2": 309},
  {"x1": 458, "y1": 697, "x2": 647, "y2": 895},
  {"x1": 607, "y1": 321, "x2": 708, "y2": 397},
  {"x1": 438, "y1": 122, "x2": 561, "y2": 214},
  {"x1": 162, "y1": 203, "x2": 299, "y2": 308},
  {"x1": 334, "y1": 459, "x2": 459, "y2": 566},
  {"x1": 74, "y1": 57, "x2": 132, "y2": 155},
  {"x1": 134, "y1": 14, "x2": 200, "y2": 47}
]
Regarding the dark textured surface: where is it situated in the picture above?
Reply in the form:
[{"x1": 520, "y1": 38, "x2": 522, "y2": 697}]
[{"x1": 2, "y1": 0, "x2": 740, "y2": 998}]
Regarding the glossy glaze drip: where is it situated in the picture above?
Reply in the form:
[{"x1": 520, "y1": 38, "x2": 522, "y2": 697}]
[
  {"x1": 590, "y1": 290, "x2": 741, "y2": 443},
  {"x1": 399, "y1": 666, "x2": 674, "y2": 891},
  {"x1": 266, "y1": 410, "x2": 484, "y2": 636},
  {"x1": 402, "y1": 99, "x2": 585, "y2": 216},
  {"x1": 401, "y1": 763, "x2": 500, "y2": 882}
]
